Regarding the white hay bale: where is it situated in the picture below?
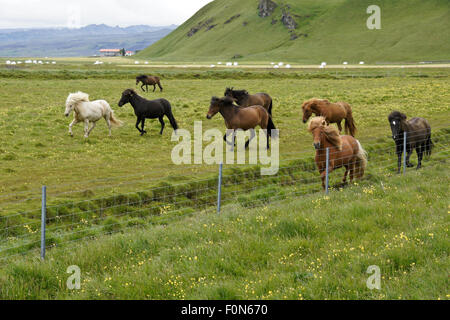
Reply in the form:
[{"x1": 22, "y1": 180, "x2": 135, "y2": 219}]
[
  {"x1": 359, "y1": 61, "x2": 365, "y2": 65},
  {"x1": 5, "y1": 60, "x2": 11, "y2": 65},
  {"x1": 273, "y1": 65, "x2": 279, "y2": 69},
  {"x1": 343, "y1": 61, "x2": 348, "y2": 65},
  {"x1": 285, "y1": 64, "x2": 291, "y2": 68},
  {"x1": 278, "y1": 62, "x2": 283, "y2": 66}
]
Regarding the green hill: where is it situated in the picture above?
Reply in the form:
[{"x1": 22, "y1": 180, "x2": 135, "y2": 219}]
[{"x1": 137, "y1": 0, "x2": 450, "y2": 63}]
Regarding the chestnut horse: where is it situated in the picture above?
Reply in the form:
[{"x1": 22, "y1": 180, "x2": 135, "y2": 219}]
[
  {"x1": 308, "y1": 117, "x2": 367, "y2": 189},
  {"x1": 206, "y1": 96, "x2": 276, "y2": 149},
  {"x1": 136, "y1": 75, "x2": 163, "y2": 92},
  {"x1": 302, "y1": 98, "x2": 357, "y2": 137},
  {"x1": 224, "y1": 88, "x2": 273, "y2": 116}
]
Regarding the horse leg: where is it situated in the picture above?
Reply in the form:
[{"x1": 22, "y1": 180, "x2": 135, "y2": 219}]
[
  {"x1": 245, "y1": 129, "x2": 256, "y2": 149},
  {"x1": 87, "y1": 121, "x2": 97, "y2": 136},
  {"x1": 396, "y1": 144, "x2": 402, "y2": 174},
  {"x1": 343, "y1": 165, "x2": 349, "y2": 184},
  {"x1": 337, "y1": 121, "x2": 343, "y2": 133},
  {"x1": 135, "y1": 117, "x2": 143, "y2": 135},
  {"x1": 406, "y1": 148, "x2": 414, "y2": 167},
  {"x1": 106, "y1": 117, "x2": 112, "y2": 136},
  {"x1": 320, "y1": 170, "x2": 327, "y2": 190},
  {"x1": 153, "y1": 85, "x2": 156, "y2": 92},
  {"x1": 68, "y1": 119, "x2": 79, "y2": 137},
  {"x1": 349, "y1": 163, "x2": 355, "y2": 184},
  {"x1": 229, "y1": 130, "x2": 237, "y2": 152},
  {"x1": 84, "y1": 120, "x2": 90, "y2": 138},
  {"x1": 140, "y1": 118, "x2": 147, "y2": 136},
  {"x1": 159, "y1": 116, "x2": 165, "y2": 135},
  {"x1": 141, "y1": 84, "x2": 146, "y2": 92},
  {"x1": 416, "y1": 144, "x2": 423, "y2": 169}
]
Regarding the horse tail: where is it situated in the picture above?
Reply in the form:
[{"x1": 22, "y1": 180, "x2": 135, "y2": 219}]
[
  {"x1": 355, "y1": 139, "x2": 368, "y2": 178},
  {"x1": 163, "y1": 100, "x2": 178, "y2": 131},
  {"x1": 110, "y1": 111, "x2": 123, "y2": 127},
  {"x1": 425, "y1": 135, "x2": 433, "y2": 156},
  {"x1": 344, "y1": 104, "x2": 357, "y2": 137},
  {"x1": 268, "y1": 99, "x2": 273, "y2": 116},
  {"x1": 267, "y1": 115, "x2": 278, "y2": 138}
]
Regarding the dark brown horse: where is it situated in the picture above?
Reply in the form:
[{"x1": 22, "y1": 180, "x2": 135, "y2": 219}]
[
  {"x1": 136, "y1": 75, "x2": 163, "y2": 92},
  {"x1": 302, "y1": 98, "x2": 357, "y2": 137},
  {"x1": 388, "y1": 111, "x2": 432, "y2": 173},
  {"x1": 308, "y1": 117, "x2": 367, "y2": 189},
  {"x1": 224, "y1": 88, "x2": 273, "y2": 116},
  {"x1": 206, "y1": 96, "x2": 276, "y2": 149}
]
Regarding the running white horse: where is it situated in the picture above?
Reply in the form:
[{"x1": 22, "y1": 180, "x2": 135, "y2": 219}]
[{"x1": 64, "y1": 92, "x2": 122, "y2": 138}]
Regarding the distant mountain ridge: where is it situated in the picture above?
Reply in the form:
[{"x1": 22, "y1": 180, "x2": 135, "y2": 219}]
[{"x1": 0, "y1": 24, "x2": 177, "y2": 57}]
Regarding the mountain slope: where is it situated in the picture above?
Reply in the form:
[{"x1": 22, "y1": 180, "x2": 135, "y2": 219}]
[
  {"x1": 137, "y1": 0, "x2": 450, "y2": 63},
  {"x1": 0, "y1": 24, "x2": 177, "y2": 57}
]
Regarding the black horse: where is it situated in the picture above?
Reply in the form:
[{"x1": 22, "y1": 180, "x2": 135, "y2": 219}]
[
  {"x1": 388, "y1": 111, "x2": 433, "y2": 173},
  {"x1": 118, "y1": 89, "x2": 178, "y2": 136}
]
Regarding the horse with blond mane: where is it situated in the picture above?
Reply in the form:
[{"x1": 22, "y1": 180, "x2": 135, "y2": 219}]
[
  {"x1": 308, "y1": 117, "x2": 367, "y2": 189},
  {"x1": 64, "y1": 91, "x2": 122, "y2": 138},
  {"x1": 302, "y1": 98, "x2": 357, "y2": 137}
]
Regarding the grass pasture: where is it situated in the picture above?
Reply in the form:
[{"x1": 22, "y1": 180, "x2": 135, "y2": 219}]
[{"x1": 0, "y1": 62, "x2": 449, "y2": 299}]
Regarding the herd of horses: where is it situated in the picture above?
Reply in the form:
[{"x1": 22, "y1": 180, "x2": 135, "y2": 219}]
[{"x1": 64, "y1": 74, "x2": 433, "y2": 189}]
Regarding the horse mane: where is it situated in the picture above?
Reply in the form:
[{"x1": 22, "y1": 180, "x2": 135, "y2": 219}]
[
  {"x1": 136, "y1": 75, "x2": 147, "y2": 80},
  {"x1": 308, "y1": 116, "x2": 342, "y2": 150},
  {"x1": 230, "y1": 89, "x2": 249, "y2": 98},
  {"x1": 66, "y1": 91, "x2": 90, "y2": 106},
  {"x1": 304, "y1": 98, "x2": 330, "y2": 110},
  {"x1": 388, "y1": 111, "x2": 407, "y2": 122}
]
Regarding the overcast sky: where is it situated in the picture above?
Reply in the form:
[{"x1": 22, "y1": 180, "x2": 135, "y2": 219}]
[{"x1": 0, "y1": 0, "x2": 214, "y2": 29}]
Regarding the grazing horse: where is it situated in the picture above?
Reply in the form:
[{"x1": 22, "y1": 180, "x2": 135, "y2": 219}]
[
  {"x1": 388, "y1": 111, "x2": 432, "y2": 173},
  {"x1": 206, "y1": 96, "x2": 276, "y2": 149},
  {"x1": 302, "y1": 98, "x2": 357, "y2": 137},
  {"x1": 224, "y1": 88, "x2": 273, "y2": 116},
  {"x1": 64, "y1": 91, "x2": 122, "y2": 138},
  {"x1": 118, "y1": 89, "x2": 178, "y2": 136},
  {"x1": 308, "y1": 117, "x2": 367, "y2": 190},
  {"x1": 136, "y1": 75, "x2": 163, "y2": 92}
]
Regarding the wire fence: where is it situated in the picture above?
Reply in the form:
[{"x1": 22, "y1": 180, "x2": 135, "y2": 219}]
[{"x1": 0, "y1": 126, "x2": 449, "y2": 263}]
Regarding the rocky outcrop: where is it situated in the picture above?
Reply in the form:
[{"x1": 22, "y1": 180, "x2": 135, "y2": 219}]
[
  {"x1": 281, "y1": 6, "x2": 297, "y2": 30},
  {"x1": 187, "y1": 19, "x2": 215, "y2": 37},
  {"x1": 258, "y1": 0, "x2": 277, "y2": 18}
]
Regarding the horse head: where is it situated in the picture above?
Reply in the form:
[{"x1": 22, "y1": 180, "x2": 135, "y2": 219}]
[
  {"x1": 388, "y1": 111, "x2": 407, "y2": 141},
  {"x1": 308, "y1": 116, "x2": 328, "y2": 150},
  {"x1": 118, "y1": 89, "x2": 136, "y2": 107}
]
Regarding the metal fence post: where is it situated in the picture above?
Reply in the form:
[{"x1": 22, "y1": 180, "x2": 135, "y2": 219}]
[
  {"x1": 41, "y1": 186, "x2": 46, "y2": 260},
  {"x1": 325, "y1": 148, "x2": 330, "y2": 194},
  {"x1": 403, "y1": 132, "x2": 407, "y2": 175},
  {"x1": 217, "y1": 163, "x2": 223, "y2": 214}
]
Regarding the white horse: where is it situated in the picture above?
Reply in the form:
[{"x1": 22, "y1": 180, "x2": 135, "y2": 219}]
[{"x1": 64, "y1": 92, "x2": 123, "y2": 138}]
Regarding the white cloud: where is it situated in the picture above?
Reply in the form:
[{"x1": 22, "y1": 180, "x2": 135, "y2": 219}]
[{"x1": 0, "y1": 0, "x2": 214, "y2": 28}]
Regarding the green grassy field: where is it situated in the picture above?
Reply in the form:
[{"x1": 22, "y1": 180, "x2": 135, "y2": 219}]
[
  {"x1": 0, "y1": 163, "x2": 448, "y2": 299},
  {"x1": 0, "y1": 62, "x2": 449, "y2": 299},
  {"x1": 138, "y1": 0, "x2": 450, "y2": 63}
]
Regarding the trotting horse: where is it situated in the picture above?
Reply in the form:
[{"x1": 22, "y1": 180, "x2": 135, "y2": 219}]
[
  {"x1": 224, "y1": 88, "x2": 273, "y2": 116},
  {"x1": 388, "y1": 111, "x2": 432, "y2": 173},
  {"x1": 308, "y1": 117, "x2": 367, "y2": 190},
  {"x1": 64, "y1": 91, "x2": 123, "y2": 138},
  {"x1": 118, "y1": 89, "x2": 178, "y2": 136},
  {"x1": 302, "y1": 98, "x2": 357, "y2": 137},
  {"x1": 206, "y1": 96, "x2": 277, "y2": 149},
  {"x1": 136, "y1": 75, "x2": 163, "y2": 92}
]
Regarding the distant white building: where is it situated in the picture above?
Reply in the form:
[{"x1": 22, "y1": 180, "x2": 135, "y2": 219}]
[{"x1": 100, "y1": 49, "x2": 121, "y2": 57}]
